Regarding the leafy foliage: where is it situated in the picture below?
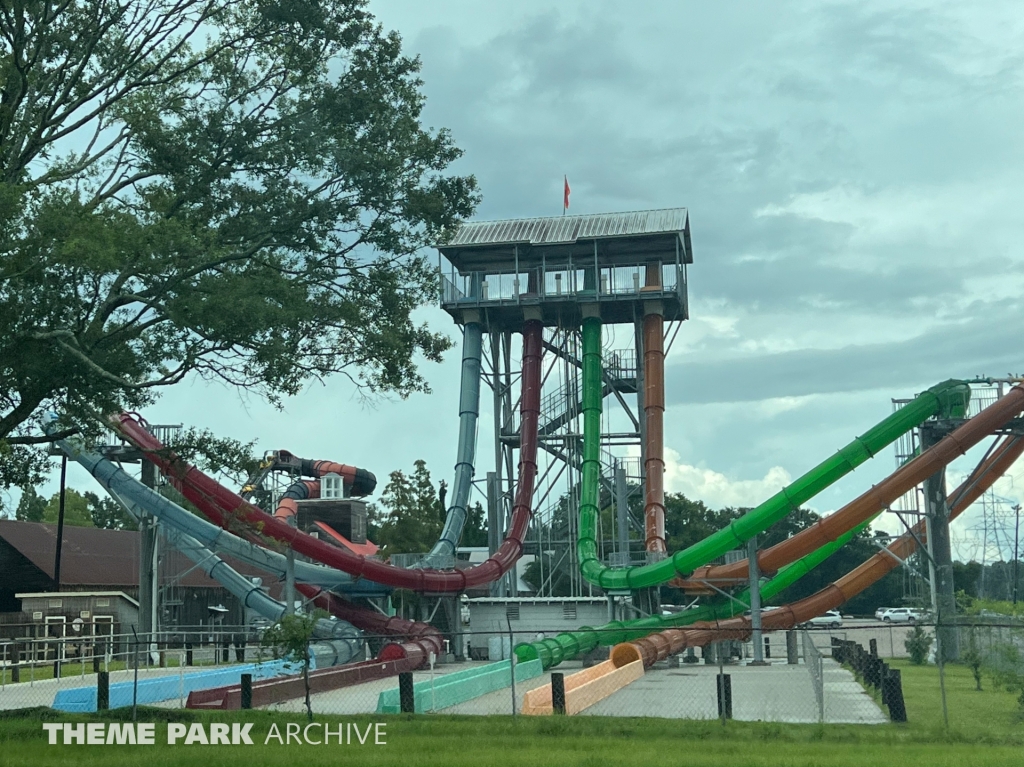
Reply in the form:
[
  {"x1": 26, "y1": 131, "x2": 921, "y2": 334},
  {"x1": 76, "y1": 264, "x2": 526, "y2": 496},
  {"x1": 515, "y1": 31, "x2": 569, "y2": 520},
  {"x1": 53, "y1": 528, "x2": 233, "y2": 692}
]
[
  {"x1": 961, "y1": 632, "x2": 984, "y2": 691},
  {"x1": 906, "y1": 624, "x2": 933, "y2": 665},
  {"x1": 14, "y1": 485, "x2": 45, "y2": 522},
  {"x1": 83, "y1": 491, "x2": 136, "y2": 530},
  {"x1": 372, "y1": 459, "x2": 442, "y2": 556},
  {"x1": 260, "y1": 611, "x2": 321, "y2": 722},
  {"x1": 0, "y1": 0, "x2": 478, "y2": 492},
  {"x1": 42, "y1": 488, "x2": 95, "y2": 528}
]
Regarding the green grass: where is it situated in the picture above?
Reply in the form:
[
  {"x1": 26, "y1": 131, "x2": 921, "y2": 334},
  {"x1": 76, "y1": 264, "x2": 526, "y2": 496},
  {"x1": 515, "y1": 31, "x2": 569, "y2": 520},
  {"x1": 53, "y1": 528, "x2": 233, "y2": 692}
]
[
  {"x1": 889, "y1": 659, "x2": 1023, "y2": 741},
  {"x1": 1, "y1": 708, "x2": 1022, "y2": 767},
  {"x1": 0, "y1": 658, "x2": 1021, "y2": 766}
]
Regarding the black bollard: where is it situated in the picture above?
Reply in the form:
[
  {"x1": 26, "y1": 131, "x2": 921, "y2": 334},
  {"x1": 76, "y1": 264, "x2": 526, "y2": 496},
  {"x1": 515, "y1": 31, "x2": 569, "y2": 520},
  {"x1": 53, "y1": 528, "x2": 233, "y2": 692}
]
[
  {"x1": 398, "y1": 671, "x2": 415, "y2": 713},
  {"x1": 716, "y1": 673, "x2": 733, "y2": 719},
  {"x1": 241, "y1": 673, "x2": 252, "y2": 710},
  {"x1": 551, "y1": 672, "x2": 566, "y2": 715},
  {"x1": 185, "y1": 643, "x2": 193, "y2": 666},
  {"x1": 97, "y1": 671, "x2": 109, "y2": 710},
  {"x1": 764, "y1": 636, "x2": 771, "y2": 659},
  {"x1": 884, "y1": 668, "x2": 907, "y2": 723},
  {"x1": 869, "y1": 638, "x2": 878, "y2": 657}
]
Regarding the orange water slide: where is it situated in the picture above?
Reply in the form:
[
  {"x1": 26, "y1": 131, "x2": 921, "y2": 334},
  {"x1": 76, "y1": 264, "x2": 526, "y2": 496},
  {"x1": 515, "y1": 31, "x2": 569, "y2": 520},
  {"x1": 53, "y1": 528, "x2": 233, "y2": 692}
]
[
  {"x1": 643, "y1": 262, "x2": 667, "y2": 555},
  {"x1": 674, "y1": 387, "x2": 1024, "y2": 590},
  {"x1": 622, "y1": 433, "x2": 1024, "y2": 667}
]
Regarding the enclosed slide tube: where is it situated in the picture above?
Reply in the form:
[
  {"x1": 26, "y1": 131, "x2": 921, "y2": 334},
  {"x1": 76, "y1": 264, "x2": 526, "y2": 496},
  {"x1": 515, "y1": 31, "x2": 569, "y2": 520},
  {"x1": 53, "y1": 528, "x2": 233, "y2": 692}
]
[
  {"x1": 47, "y1": 420, "x2": 389, "y2": 595},
  {"x1": 45, "y1": 423, "x2": 365, "y2": 668},
  {"x1": 273, "y1": 458, "x2": 376, "y2": 524},
  {"x1": 577, "y1": 315, "x2": 971, "y2": 591},
  {"x1": 111, "y1": 319, "x2": 543, "y2": 592},
  {"x1": 619, "y1": 434, "x2": 1024, "y2": 668},
  {"x1": 643, "y1": 267, "x2": 667, "y2": 556},
  {"x1": 49, "y1": 421, "x2": 437, "y2": 670},
  {"x1": 420, "y1": 321, "x2": 483, "y2": 567},
  {"x1": 518, "y1": 432, "x2": 1024, "y2": 670},
  {"x1": 683, "y1": 376, "x2": 1024, "y2": 586}
]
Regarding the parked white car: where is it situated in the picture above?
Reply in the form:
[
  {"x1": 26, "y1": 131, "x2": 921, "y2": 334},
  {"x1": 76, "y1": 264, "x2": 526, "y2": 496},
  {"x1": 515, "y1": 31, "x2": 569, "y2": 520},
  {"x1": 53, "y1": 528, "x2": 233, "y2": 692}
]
[
  {"x1": 880, "y1": 607, "x2": 929, "y2": 623},
  {"x1": 802, "y1": 609, "x2": 843, "y2": 628}
]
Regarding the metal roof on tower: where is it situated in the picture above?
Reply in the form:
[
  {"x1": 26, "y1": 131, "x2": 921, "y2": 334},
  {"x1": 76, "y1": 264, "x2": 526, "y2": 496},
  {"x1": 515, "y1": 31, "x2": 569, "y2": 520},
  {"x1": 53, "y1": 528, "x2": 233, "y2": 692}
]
[{"x1": 437, "y1": 207, "x2": 692, "y2": 272}]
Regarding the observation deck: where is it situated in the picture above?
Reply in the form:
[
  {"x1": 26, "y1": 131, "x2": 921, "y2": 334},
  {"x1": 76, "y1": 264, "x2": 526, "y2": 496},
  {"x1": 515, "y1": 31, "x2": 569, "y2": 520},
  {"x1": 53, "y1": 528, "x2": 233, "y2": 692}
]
[{"x1": 437, "y1": 208, "x2": 692, "y2": 329}]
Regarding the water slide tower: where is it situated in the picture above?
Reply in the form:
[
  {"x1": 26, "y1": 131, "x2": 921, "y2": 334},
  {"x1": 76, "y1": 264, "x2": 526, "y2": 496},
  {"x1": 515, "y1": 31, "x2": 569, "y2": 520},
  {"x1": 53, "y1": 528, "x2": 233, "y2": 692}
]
[{"x1": 437, "y1": 208, "x2": 692, "y2": 607}]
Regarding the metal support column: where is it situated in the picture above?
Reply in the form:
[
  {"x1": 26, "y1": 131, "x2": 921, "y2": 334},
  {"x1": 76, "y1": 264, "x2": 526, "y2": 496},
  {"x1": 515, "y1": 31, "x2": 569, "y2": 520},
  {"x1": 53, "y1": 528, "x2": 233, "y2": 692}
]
[
  {"x1": 138, "y1": 460, "x2": 159, "y2": 663},
  {"x1": 615, "y1": 463, "x2": 629, "y2": 567},
  {"x1": 747, "y1": 536, "x2": 766, "y2": 665},
  {"x1": 921, "y1": 425, "x2": 959, "y2": 661},
  {"x1": 487, "y1": 472, "x2": 502, "y2": 597}
]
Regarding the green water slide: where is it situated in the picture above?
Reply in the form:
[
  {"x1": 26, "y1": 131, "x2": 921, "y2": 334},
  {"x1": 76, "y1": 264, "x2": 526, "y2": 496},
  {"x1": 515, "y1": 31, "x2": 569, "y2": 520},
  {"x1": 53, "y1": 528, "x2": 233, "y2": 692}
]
[
  {"x1": 576, "y1": 316, "x2": 968, "y2": 591},
  {"x1": 516, "y1": 520, "x2": 869, "y2": 669}
]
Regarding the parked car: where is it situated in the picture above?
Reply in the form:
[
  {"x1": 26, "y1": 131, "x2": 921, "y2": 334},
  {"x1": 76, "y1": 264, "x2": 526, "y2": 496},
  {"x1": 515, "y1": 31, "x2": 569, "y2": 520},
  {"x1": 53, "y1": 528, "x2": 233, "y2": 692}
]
[
  {"x1": 802, "y1": 609, "x2": 843, "y2": 628},
  {"x1": 880, "y1": 607, "x2": 930, "y2": 623}
]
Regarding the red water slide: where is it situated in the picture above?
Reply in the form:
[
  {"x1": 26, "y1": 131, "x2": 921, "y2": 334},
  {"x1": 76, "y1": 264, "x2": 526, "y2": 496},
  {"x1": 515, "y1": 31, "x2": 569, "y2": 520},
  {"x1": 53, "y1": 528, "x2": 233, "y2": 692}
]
[
  {"x1": 111, "y1": 320, "x2": 544, "y2": 593},
  {"x1": 620, "y1": 432, "x2": 1024, "y2": 667}
]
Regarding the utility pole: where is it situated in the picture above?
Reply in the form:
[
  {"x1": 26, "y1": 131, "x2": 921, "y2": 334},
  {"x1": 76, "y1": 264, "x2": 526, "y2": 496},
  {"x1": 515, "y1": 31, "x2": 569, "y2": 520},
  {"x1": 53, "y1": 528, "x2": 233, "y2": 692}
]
[
  {"x1": 920, "y1": 424, "x2": 959, "y2": 662},
  {"x1": 53, "y1": 456, "x2": 68, "y2": 589},
  {"x1": 1014, "y1": 504, "x2": 1021, "y2": 607},
  {"x1": 138, "y1": 460, "x2": 159, "y2": 665}
]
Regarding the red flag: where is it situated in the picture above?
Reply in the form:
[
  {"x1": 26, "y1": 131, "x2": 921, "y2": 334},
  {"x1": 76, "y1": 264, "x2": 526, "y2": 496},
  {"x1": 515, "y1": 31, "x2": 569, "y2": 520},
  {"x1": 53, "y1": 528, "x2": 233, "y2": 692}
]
[{"x1": 563, "y1": 176, "x2": 571, "y2": 212}]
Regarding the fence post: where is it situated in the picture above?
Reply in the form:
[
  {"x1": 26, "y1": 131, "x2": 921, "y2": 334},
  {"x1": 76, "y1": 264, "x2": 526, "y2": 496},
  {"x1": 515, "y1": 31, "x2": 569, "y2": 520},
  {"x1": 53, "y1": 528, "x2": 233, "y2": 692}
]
[
  {"x1": 398, "y1": 671, "x2": 415, "y2": 713},
  {"x1": 551, "y1": 672, "x2": 566, "y2": 715},
  {"x1": 97, "y1": 671, "x2": 109, "y2": 711},
  {"x1": 786, "y1": 631, "x2": 798, "y2": 664},
  {"x1": 884, "y1": 668, "x2": 907, "y2": 723},
  {"x1": 241, "y1": 673, "x2": 252, "y2": 710},
  {"x1": 716, "y1": 673, "x2": 732, "y2": 720}
]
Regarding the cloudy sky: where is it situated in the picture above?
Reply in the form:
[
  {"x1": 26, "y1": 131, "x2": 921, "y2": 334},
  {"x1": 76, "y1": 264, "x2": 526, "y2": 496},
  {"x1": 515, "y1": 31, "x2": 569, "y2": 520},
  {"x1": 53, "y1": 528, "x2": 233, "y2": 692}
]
[{"x1": 28, "y1": 1, "x2": 1024, "y2": 559}]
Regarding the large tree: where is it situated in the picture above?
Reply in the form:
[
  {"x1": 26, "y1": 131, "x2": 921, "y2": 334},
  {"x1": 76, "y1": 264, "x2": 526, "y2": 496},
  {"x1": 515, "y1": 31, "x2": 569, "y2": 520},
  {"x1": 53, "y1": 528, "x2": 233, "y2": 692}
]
[
  {"x1": 0, "y1": 0, "x2": 478, "y2": 494},
  {"x1": 371, "y1": 459, "x2": 442, "y2": 556}
]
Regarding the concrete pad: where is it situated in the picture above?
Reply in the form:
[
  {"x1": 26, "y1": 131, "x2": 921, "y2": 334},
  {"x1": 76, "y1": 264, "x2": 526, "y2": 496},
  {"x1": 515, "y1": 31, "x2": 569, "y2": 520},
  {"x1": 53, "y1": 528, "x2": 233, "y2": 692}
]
[{"x1": 583, "y1": 660, "x2": 886, "y2": 724}]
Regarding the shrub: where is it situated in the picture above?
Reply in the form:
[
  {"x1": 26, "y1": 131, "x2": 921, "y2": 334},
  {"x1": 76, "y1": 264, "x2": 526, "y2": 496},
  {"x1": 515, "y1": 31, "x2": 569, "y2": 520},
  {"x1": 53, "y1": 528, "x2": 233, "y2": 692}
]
[{"x1": 905, "y1": 625, "x2": 933, "y2": 665}]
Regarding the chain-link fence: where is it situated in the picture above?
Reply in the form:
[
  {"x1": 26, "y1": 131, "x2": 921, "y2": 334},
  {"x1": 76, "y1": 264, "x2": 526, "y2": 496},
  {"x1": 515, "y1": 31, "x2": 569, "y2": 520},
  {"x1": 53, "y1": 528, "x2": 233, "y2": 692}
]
[{"x1": 3, "y1": 619, "x2": 1023, "y2": 727}]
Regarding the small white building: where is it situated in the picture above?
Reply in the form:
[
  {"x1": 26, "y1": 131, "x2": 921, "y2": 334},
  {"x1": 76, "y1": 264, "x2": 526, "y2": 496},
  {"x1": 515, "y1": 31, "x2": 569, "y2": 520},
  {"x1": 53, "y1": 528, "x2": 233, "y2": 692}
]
[{"x1": 466, "y1": 597, "x2": 609, "y2": 660}]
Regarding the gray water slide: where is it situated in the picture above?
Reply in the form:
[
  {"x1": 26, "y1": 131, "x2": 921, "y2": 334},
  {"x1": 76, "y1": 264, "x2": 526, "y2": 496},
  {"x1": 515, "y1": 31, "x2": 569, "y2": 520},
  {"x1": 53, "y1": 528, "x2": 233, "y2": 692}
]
[
  {"x1": 419, "y1": 321, "x2": 483, "y2": 568},
  {"x1": 48, "y1": 423, "x2": 363, "y2": 666}
]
